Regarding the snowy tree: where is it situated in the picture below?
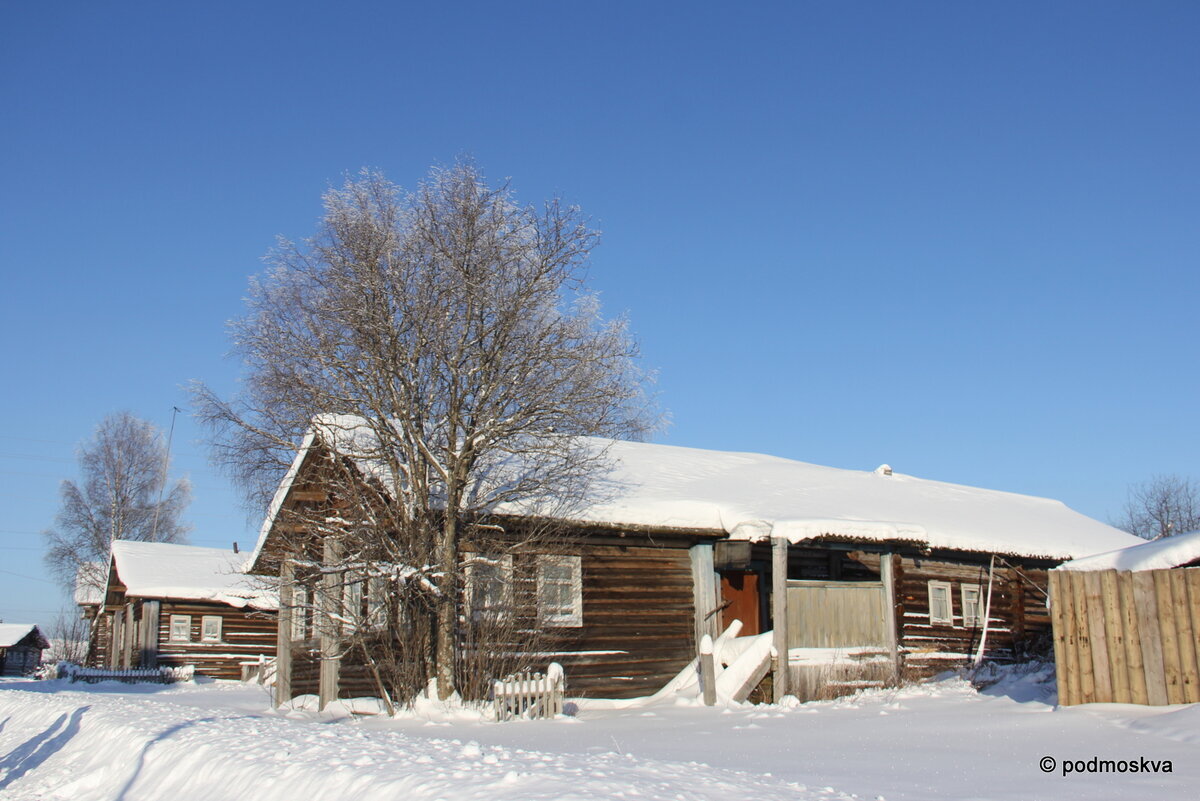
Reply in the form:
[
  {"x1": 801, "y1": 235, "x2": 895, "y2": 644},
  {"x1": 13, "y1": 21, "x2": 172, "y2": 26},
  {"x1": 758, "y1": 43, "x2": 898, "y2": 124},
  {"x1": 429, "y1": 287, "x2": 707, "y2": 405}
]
[
  {"x1": 42, "y1": 412, "x2": 191, "y2": 593},
  {"x1": 193, "y1": 162, "x2": 654, "y2": 701},
  {"x1": 1115, "y1": 474, "x2": 1200, "y2": 540}
]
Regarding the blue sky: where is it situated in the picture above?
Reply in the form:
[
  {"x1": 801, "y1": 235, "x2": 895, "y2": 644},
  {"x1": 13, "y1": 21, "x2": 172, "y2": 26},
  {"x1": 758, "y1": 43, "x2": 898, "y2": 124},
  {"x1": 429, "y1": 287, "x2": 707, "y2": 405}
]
[{"x1": 2, "y1": 2, "x2": 1197, "y2": 625}]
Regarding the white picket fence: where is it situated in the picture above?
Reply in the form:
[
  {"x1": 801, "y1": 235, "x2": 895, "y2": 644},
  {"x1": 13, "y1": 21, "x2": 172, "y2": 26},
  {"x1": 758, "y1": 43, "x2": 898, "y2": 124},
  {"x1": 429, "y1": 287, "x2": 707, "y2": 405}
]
[
  {"x1": 492, "y1": 663, "x2": 565, "y2": 721},
  {"x1": 67, "y1": 665, "x2": 194, "y2": 684}
]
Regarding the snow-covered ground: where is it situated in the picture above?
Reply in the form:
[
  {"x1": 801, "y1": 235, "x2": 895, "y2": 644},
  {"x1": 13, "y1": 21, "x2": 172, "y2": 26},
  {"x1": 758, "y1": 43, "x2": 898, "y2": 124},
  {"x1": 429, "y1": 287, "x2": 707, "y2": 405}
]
[{"x1": 1, "y1": 667, "x2": 1195, "y2": 800}]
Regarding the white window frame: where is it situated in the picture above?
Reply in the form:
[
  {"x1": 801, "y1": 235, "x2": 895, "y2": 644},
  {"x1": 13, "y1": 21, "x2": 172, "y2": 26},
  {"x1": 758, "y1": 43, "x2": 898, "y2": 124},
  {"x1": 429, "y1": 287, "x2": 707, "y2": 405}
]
[
  {"x1": 928, "y1": 580, "x2": 953, "y2": 625},
  {"x1": 342, "y1": 572, "x2": 364, "y2": 634},
  {"x1": 169, "y1": 614, "x2": 192, "y2": 643},
  {"x1": 465, "y1": 553, "x2": 513, "y2": 621},
  {"x1": 367, "y1": 574, "x2": 388, "y2": 630},
  {"x1": 291, "y1": 585, "x2": 309, "y2": 642},
  {"x1": 537, "y1": 555, "x2": 583, "y2": 627},
  {"x1": 961, "y1": 583, "x2": 982, "y2": 628},
  {"x1": 201, "y1": 615, "x2": 222, "y2": 643}
]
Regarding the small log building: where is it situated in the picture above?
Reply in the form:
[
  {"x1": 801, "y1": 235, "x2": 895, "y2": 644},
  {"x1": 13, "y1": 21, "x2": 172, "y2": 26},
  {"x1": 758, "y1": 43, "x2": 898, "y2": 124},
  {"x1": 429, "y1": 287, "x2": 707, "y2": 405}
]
[
  {"x1": 0, "y1": 624, "x2": 49, "y2": 676},
  {"x1": 92, "y1": 541, "x2": 277, "y2": 679}
]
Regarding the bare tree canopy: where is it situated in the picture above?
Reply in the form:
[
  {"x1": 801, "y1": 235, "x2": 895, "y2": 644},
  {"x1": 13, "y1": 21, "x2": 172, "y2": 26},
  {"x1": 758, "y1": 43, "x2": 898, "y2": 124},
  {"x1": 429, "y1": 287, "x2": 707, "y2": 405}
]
[
  {"x1": 1115, "y1": 474, "x2": 1200, "y2": 540},
  {"x1": 194, "y1": 162, "x2": 656, "y2": 700},
  {"x1": 43, "y1": 412, "x2": 191, "y2": 591}
]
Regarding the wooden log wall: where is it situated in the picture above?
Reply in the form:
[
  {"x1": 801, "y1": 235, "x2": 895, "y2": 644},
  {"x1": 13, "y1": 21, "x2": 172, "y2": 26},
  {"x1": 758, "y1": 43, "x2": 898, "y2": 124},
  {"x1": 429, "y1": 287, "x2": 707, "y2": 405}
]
[
  {"x1": 153, "y1": 601, "x2": 277, "y2": 680},
  {"x1": 296, "y1": 539, "x2": 698, "y2": 703},
  {"x1": 848, "y1": 550, "x2": 1051, "y2": 679},
  {"x1": 1050, "y1": 567, "x2": 1200, "y2": 706}
]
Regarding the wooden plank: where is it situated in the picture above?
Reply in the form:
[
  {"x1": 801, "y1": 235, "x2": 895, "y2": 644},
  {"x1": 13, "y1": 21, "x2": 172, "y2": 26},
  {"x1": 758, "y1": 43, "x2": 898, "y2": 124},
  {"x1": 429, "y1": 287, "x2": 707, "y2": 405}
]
[
  {"x1": 1069, "y1": 572, "x2": 1096, "y2": 704},
  {"x1": 319, "y1": 537, "x2": 343, "y2": 710},
  {"x1": 1098, "y1": 571, "x2": 1130, "y2": 703},
  {"x1": 1153, "y1": 569, "x2": 1185, "y2": 704},
  {"x1": 1117, "y1": 571, "x2": 1148, "y2": 705},
  {"x1": 689, "y1": 543, "x2": 718, "y2": 647},
  {"x1": 1048, "y1": 573, "x2": 1073, "y2": 706},
  {"x1": 1132, "y1": 570, "x2": 1168, "y2": 705},
  {"x1": 1186, "y1": 570, "x2": 1200, "y2": 702},
  {"x1": 142, "y1": 600, "x2": 161, "y2": 669},
  {"x1": 1082, "y1": 571, "x2": 1113, "y2": 702},
  {"x1": 772, "y1": 537, "x2": 789, "y2": 701},
  {"x1": 878, "y1": 553, "x2": 897, "y2": 685},
  {"x1": 275, "y1": 560, "x2": 294, "y2": 706},
  {"x1": 1169, "y1": 570, "x2": 1199, "y2": 703}
]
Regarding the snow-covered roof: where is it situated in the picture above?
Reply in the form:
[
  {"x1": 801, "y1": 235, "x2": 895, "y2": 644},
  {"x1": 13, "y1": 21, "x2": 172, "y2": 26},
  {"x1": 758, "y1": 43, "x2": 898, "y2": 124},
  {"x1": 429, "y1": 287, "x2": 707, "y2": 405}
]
[
  {"x1": 73, "y1": 561, "x2": 106, "y2": 606},
  {"x1": 0, "y1": 623, "x2": 47, "y2": 649},
  {"x1": 111, "y1": 541, "x2": 277, "y2": 610},
  {"x1": 252, "y1": 416, "x2": 1138, "y2": 563},
  {"x1": 1055, "y1": 529, "x2": 1200, "y2": 572}
]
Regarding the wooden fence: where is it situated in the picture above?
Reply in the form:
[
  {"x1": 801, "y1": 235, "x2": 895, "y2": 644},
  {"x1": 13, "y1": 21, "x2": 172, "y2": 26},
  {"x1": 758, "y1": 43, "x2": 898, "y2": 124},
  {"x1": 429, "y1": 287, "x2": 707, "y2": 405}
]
[
  {"x1": 1049, "y1": 567, "x2": 1200, "y2": 706},
  {"x1": 786, "y1": 580, "x2": 888, "y2": 649},
  {"x1": 492, "y1": 663, "x2": 565, "y2": 721}
]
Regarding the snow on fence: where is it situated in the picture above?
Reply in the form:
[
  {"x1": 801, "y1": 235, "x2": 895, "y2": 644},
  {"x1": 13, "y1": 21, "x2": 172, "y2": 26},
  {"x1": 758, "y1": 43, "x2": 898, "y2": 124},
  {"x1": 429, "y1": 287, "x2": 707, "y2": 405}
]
[
  {"x1": 67, "y1": 665, "x2": 195, "y2": 684},
  {"x1": 492, "y1": 663, "x2": 564, "y2": 721},
  {"x1": 1049, "y1": 567, "x2": 1200, "y2": 705}
]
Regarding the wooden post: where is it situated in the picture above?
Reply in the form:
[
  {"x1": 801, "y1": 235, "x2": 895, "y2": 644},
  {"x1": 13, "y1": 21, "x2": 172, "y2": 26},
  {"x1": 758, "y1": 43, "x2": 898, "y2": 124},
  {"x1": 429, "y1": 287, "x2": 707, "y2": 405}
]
[
  {"x1": 125, "y1": 602, "x2": 137, "y2": 669},
  {"x1": 689, "y1": 543, "x2": 718, "y2": 647},
  {"x1": 879, "y1": 550, "x2": 901, "y2": 683},
  {"x1": 1186, "y1": 571, "x2": 1200, "y2": 703},
  {"x1": 319, "y1": 537, "x2": 343, "y2": 710},
  {"x1": 110, "y1": 609, "x2": 124, "y2": 669},
  {"x1": 275, "y1": 559, "x2": 294, "y2": 708},
  {"x1": 141, "y1": 600, "x2": 160, "y2": 669},
  {"x1": 699, "y1": 634, "x2": 716, "y2": 706},
  {"x1": 771, "y1": 536, "x2": 789, "y2": 702}
]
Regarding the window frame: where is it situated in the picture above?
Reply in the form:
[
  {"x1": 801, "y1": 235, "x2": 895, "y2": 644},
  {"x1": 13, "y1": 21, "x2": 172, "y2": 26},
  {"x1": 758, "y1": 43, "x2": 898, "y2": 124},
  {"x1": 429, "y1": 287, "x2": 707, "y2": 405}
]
[
  {"x1": 537, "y1": 555, "x2": 583, "y2": 628},
  {"x1": 168, "y1": 614, "x2": 192, "y2": 643},
  {"x1": 464, "y1": 553, "x2": 513, "y2": 621},
  {"x1": 201, "y1": 615, "x2": 223, "y2": 643},
  {"x1": 927, "y1": 580, "x2": 953, "y2": 626},
  {"x1": 291, "y1": 585, "x2": 310, "y2": 642},
  {"x1": 961, "y1": 583, "x2": 983, "y2": 628}
]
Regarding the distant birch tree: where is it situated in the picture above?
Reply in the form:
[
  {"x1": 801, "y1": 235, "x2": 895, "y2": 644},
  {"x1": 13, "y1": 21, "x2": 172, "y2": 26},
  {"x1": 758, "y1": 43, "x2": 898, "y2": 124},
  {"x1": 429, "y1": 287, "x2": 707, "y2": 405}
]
[
  {"x1": 1115, "y1": 474, "x2": 1200, "y2": 540},
  {"x1": 43, "y1": 411, "x2": 191, "y2": 593},
  {"x1": 193, "y1": 162, "x2": 654, "y2": 702}
]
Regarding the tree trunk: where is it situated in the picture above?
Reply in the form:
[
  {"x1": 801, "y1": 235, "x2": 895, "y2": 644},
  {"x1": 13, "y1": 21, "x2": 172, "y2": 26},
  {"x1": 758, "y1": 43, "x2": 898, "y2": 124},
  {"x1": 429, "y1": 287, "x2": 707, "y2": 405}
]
[{"x1": 435, "y1": 512, "x2": 459, "y2": 700}]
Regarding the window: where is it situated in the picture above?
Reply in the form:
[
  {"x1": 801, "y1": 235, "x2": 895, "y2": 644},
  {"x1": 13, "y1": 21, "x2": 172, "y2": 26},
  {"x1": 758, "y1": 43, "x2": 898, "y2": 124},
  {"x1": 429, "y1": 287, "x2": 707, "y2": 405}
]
[
  {"x1": 291, "y1": 586, "x2": 309, "y2": 641},
  {"x1": 201, "y1": 615, "x2": 222, "y2": 642},
  {"x1": 169, "y1": 615, "x2": 192, "y2": 642},
  {"x1": 342, "y1": 573, "x2": 364, "y2": 633},
  {"x1": 927, "y1": 581, "x2": 953, "y2": 625},
  {"x1": 367, "y1": 575, "x2": 388, "y2": 630},
  {"x1": 537, "y1": 555, "x2": 583, "y2": 627},
  {"x1": 466, "y1": 554, "x2": 513, "y2": 620},
  {"x1": 961, "y1": 584, "x2": 983, "y2": 628}
]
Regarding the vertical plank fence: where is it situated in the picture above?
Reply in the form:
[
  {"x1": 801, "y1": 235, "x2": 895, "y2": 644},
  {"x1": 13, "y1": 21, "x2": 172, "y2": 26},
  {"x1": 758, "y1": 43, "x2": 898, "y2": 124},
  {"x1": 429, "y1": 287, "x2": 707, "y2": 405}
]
[
  {"x1": 492, "y1": 663, "x2": 565, "y2": 721},
  {"x1": 1050, "y1": 567, "x2": 1200, "y2": 705}
]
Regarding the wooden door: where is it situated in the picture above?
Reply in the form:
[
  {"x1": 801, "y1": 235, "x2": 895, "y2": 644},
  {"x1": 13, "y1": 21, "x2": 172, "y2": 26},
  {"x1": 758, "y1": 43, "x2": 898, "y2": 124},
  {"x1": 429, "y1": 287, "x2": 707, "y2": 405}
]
[{"x1": 720, "y1": 571, "x2": 761, "y2": 635}]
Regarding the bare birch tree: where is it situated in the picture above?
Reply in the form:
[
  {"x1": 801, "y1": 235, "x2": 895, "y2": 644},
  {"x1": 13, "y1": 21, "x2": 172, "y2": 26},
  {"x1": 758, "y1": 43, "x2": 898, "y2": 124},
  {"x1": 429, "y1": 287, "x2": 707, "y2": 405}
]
[
  {"x1": 194, "y1": 162, "x2": 654, "y2": 701},
  {"x1": 1115, "y1": 474, "x2": 1200, "y2": 540},
  {"x1": 43, "y1": 411, "x2": 191, "y2": 593}
]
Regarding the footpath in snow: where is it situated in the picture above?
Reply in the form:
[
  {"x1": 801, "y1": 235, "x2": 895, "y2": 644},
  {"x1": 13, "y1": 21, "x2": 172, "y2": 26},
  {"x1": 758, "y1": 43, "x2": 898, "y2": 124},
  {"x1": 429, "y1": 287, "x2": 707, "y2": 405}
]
[{"x1": 1, "y1": 666, "x2": 1196, "y2": 801}]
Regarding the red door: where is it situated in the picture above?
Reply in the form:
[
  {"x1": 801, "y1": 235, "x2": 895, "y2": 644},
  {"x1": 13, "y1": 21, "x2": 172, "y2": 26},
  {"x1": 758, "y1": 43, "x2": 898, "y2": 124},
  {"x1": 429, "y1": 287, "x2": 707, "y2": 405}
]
[{"x1": 720, "y1": 571, "x2": 761, "y2": 635}]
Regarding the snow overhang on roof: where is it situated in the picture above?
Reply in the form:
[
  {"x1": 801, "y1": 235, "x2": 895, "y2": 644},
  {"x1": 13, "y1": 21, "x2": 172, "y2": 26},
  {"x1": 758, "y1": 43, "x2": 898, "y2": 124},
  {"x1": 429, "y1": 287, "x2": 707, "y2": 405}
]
[
  {"x1": 0, "y1": 624, "x2": 47, "y2": 649},
  {"x1": 249, "y1": 415, "x2": 1141, "y2": 563},
  {"x1": 1055, "y1": 528, "x2": 1200, "y2": 572},
  {"x1": 110, "y1": 541, "x2": 277, "y2": 610}
]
